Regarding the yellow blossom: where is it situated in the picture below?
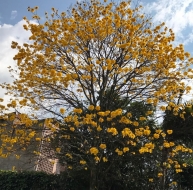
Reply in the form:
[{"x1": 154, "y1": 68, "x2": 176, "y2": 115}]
[
  {"x1": 169, "y1": 142, "x2": 175, "y2": 146},
  {"x1": 123, "y1": 147, "x2": 129, "y2": 153},
  {"x1": 122, "y1": 128, "x2": 135, "y2": 138},
  {"x1": 88, "y1": 105, "x2": 94, "y2": 110},
  {"x1": 107, "y1": 127, "x2": 118, "y2": 135},
  {"x1": 115, "y1": 148, "x2": 123, "y2": 156},
  {"x1": 97, "y1": 126, "x2": 102, "y2": 131},
  {"x1": 161, "y1": 132, "x2": 166, "y2": 138},
  {"x1": 153, "y1": 133, "x2": 159, "y2": 139},
  {"x1": 149, "y1": 178, "x2": 153, "y2": 182},
  {"x1": 163, "y1": 142, "x2": 170, "y2": 148},
  {"x1": 15, "y1": 155, "x2": 20, "y2": 159},
  {"x1": 139, "y1": 116, "x2": 146, "y2": 121},
  {"x1": 56, "y1": 148, "x2": 61, "y2": 153},
  {"x1": 95, "y1": 106, "x2": 100, "y2": 111},
  {"x1": 70, "y1": 127, "x2": 75, "y2": 131},
  {"x1": 94, "y1": 156, "x2": 100, "y2": 162},
  {"x1": 175, "y1": 169, "x2": 182, "y2": 173},
  {"x1": 97, "y1": 112, "x2": 105, "y2": 116},
  {"x1": 90, "y1": 147, "x2": 99, "y2": 155},
  {"x1": 80, "y1": 160, "x2": 86, "y2": 165},
  {"x1": 102, "y1": 157, "x2": 108, "y2": 162},
  {"x1": 133, "y1": 121, "x2": 139, "y2": 127},
  {"x1": 167, "y1": 130, "x2": 173, "y2": 134},
  {"x1": 99, "y1": 143, "x2": 106, "y2": 149},
  {"x1": 60, "y1": 108, "x2": 65, "y2": 114},
  {"x1": 99, "y1": 117, "x2": 104, "y2": 122},
  {"x1": 158, "y1": 173, "x2": 163, "y2": 177},
  {"x1": 127, "y1": 112, "x2": 132, "y2": 118},
  {"x1": 66, "y1": 153, "x2": 72, "y2": 159},
  {"x1": 143, "y1": 129, "x2": 151, "y2": 136},
  {"x1": 73, "y1": 108, "x2": 82, "y2": 114},
  {"x1": 182, "y1": 163, "x2": 187, "y2": 167}
]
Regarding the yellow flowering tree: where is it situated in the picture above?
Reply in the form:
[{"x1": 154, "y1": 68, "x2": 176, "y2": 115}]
[
  {"x1": 161, "y1": 101, "x2": 193, "y2": 189},
  {"x1": 1, "y1": 0, "x2": 193, "y2": 189}
]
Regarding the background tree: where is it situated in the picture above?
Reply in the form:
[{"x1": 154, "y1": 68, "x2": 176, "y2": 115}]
[
  {"x1": 1, "y1": 0, "x2": 193, "y2": 189},
  {"x1": 162, "y1": 100, "x2": 193, "y2": 189}
]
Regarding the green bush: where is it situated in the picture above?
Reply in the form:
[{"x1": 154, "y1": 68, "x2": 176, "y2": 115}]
[
  {"x1": 0, "y1": 171, "x2": 58, "y2": 190},
  {"x1": 0, "y1": 170, "x2": 90, "y2": 190}
]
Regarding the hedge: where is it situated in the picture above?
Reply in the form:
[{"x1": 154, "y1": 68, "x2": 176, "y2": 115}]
[{"x1": 0, "y1": 170, "x2": 89, "y2": 190}]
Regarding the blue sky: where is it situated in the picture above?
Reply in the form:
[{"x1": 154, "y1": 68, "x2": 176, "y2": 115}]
[
  {"x1": 0, "y1": 0, "x2": 78, "y2": 25},
  {"x1": 0, "y1": 0, "x2": 193, "y2": 102}
]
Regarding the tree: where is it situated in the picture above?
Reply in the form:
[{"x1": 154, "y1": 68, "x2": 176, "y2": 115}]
[
  {"x1": 1, "y1": 0, "x2": 193, "y2": 189},
  {"x1": 162, "y1": 100, "x2": 193, "y2": 189}
]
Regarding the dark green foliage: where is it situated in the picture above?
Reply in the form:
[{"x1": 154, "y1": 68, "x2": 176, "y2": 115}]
[
  {"x1": 60, "y1": 169, "x2": 90, "y2": 190},
  {"x1": 162, "y1": 103, "x2": 193, "y2": 143},
  {"x1": 0, "y1": 171, "x2": 58, "y2": 190},
  {"x1": 0, "y1": 170, "x2": 89, "y2": 190},
  {"x1": 179, "y1": 166, "x2": 193, "y2": 189}
]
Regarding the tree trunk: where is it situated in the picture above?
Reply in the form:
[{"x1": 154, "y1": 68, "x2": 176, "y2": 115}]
[
  {"x1": 90, "y1": 167, "x2": 97, "y2": 190},
  {"x1": 160, "y1": 148, "x2": 168, "y2": 190}
]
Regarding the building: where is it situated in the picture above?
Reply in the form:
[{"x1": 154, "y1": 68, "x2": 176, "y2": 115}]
[{"x1": 0, "y1": 113, "x2": 64, "y2": 174}]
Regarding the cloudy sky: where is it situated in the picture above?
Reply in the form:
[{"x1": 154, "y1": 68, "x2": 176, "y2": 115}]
[{"x1": 0, "y1": 0, "x2": 193, "y2": 102}]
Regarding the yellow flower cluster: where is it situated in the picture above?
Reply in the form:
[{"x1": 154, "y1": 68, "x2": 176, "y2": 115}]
[
  {"x1": 143, "y1": 129, "x2": 151, "y2": 136},
  {"x1": 110, "y1": 109, "x2": 122, "y2": 118},
  {"x1": 153, "y1": 133, "x2": 159, "y2": 139},
  {"x1": 102, "y1": 157, "x2": 108, "y2": 162},
  {"x1": 115, "y1": 148, "x2": 123, "y2": 156},
  {"x1": 90, "y1": 147, "x2": 99, "y2": 155},
  {"x1": 65, "y1": 153, "x2": 72, "y2": 159},
  {"x1": 122, "y1": 128, "x2": 135, "y2": 138},
  {"x1": 94, "y1": 156, "x2": 100, "y2": 162},
  {"x1": 158, "y1": 173, "x2": 163, "y2": 177},
  {"x1": 107, "y1": 127, "x2": 118, "y2": 135},
  {"x1": 163, "y1": 141, "x2": 175, "y2": 148},
  {"x1": 73, "y1": 108, "x2": 82, "y2": 114},
  {"x1": 80, "y1": 160, "x2": 86, "y2": 165},
  {"x1": 60, "y1": 108, "x2": 65, "y2": 114},
  {"x1": 172, "y1": 145, "x2": 192, "y2": 153},
  {"x1": 123, "y1": 147, "x2": 129, "y2": 153},
  {"x1": 56, "y1": 148, "x2": 61, "y2": 153},
  {"x1": 149, "y1": 178, "x2": 153, "y2": 182},
  {"x1": 99, "y1": 143, "x2": 106, "y2": 149},
  {"x1": 167, "y1": 130, "x2": 173, "y2": 134},
  {"x1": 88, "y1": 105, "x2": 94, "y2": 111},
  {"x1": 115, "y1": 147, "x2": 129, "y2": 156},
  {"x1": 95, "y1": 106, "x2": 100, "y2": 111},
  {"x1": 119, "y1": 116, "x2": 132, "y2": 124},
  {"x1": 175, "y1": 169, "x2": 182, "y2": 173},
  {"x1": 139, "y1": 142, "x2": 155, "y2": 154}
]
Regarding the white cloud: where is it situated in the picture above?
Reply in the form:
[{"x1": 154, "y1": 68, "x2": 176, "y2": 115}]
[
  {"x1": 143, "y1": 0, "x2": 193, "y2": 46},
  {"x1": 10, "y1": 10, "x2": 17, "y2": 20},
  {"x1": 0, "y1": 20, "x2": 31, "y2": 100}
]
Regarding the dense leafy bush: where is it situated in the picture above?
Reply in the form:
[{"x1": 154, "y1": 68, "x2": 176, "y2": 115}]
[
  {"x1": 0, "y1": 170, "x2": 89, "y2": 190},
  {"x1": 0, "y1": 171, "x2": 58, "y2": 190}
]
